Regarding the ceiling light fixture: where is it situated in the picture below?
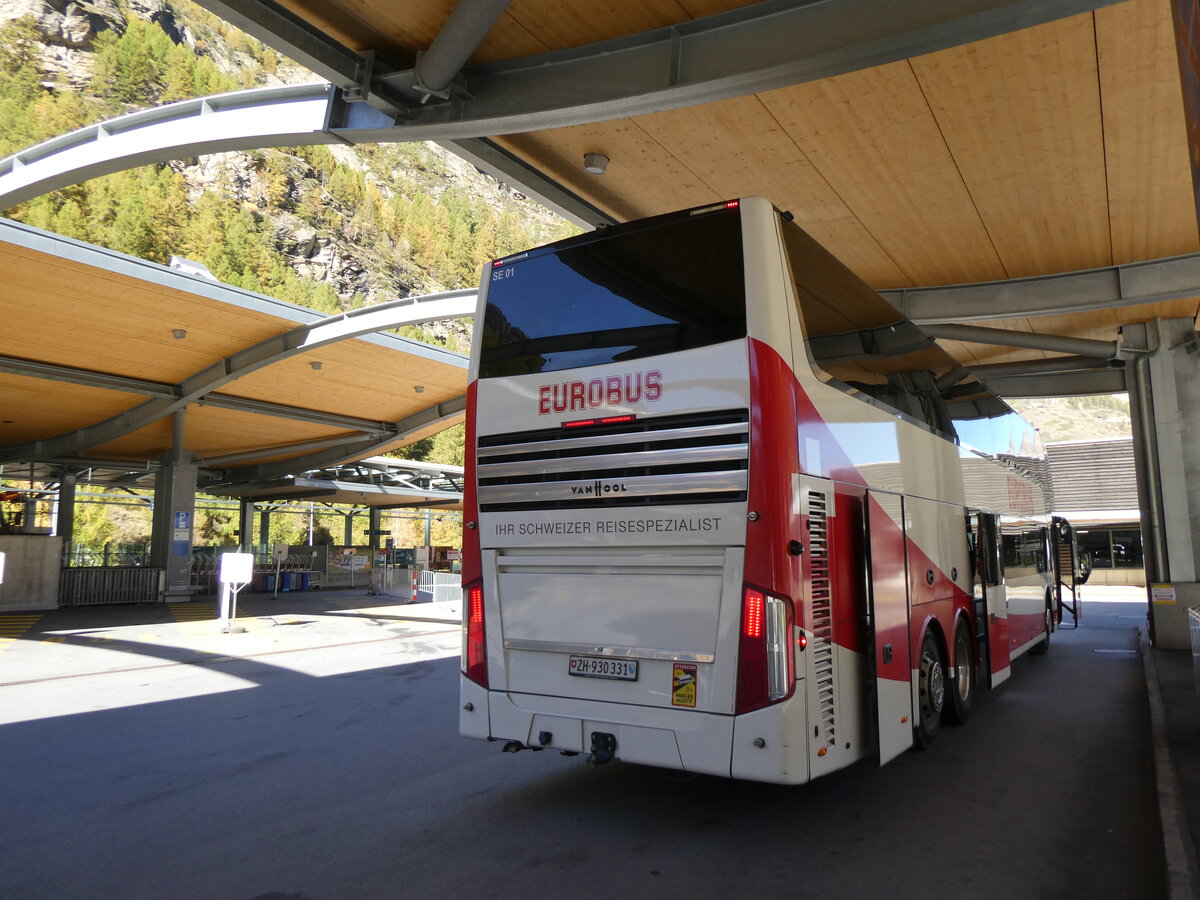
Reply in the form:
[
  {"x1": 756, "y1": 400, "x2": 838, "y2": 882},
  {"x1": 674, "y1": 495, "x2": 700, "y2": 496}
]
[
  {"x1": 172, "y1": 329, "x2": 187, "y2": 340},
  {"x1": 583, "y1": 153, "x2": 609, "y2": 175},
  {"x1": 310, "y1": 361, "x2": 323, "y2": 370}
]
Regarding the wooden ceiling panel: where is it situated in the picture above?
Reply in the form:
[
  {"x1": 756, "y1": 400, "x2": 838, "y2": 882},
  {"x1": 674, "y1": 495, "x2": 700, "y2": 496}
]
[
  {"x1": 759, "y1": 61, "x2": 1008, "y2": 289},
  {"x1": 87, "y1": 404, "x2": 343, "y2": 460},
  {"x1": 0, "y1": 375, "x2": 137, "y2": 445},
  {"x1": 1096, "y1": 0, "x2": 1199, "y2": 265},
  {"x1": 176, "y1": 404, "x2": 341, "y2": 458},
  {"x1": 498, "y1": 120, "x2": 721, "y2": 221},
  {"x1": 2, "y1": 245, "x2": 290, "y2": 381},
  {"x1": 634, "y1": 95, "x2": 910, "y2": 286},
  {"x1": 274, "y1": 0, "x2": 763, "y2": 63},
  {"x1": 503, "y1": 0, "x2": 725, "y2": 53},
  {"x1": 899, "y1": 14, "x2": 1112, "y2": 279},
  {"x1": 229, "y1": 344, "x2": 465, "y2": 422}
]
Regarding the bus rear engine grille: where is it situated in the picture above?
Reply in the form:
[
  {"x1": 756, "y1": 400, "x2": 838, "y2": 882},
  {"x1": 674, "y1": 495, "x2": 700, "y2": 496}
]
[{"x1": 476, "y1": 409, "x2": 748, "y2": 512}]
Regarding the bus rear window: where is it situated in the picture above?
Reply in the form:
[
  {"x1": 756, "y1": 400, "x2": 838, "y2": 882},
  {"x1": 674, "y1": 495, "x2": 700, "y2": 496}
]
[{"x1": 479, "y1": 209, "x2": 745, "y2": 378}]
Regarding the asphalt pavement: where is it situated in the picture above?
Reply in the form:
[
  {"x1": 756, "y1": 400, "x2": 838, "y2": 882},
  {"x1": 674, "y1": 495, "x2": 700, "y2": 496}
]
[{"x1": 0, "y1": 585, "x2": 1190, "y2": 899}]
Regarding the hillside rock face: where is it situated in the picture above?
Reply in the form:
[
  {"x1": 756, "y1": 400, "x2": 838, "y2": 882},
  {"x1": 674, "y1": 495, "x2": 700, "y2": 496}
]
[{"x1": 4, "y1": 0, "x2": 123, "y2": 48}]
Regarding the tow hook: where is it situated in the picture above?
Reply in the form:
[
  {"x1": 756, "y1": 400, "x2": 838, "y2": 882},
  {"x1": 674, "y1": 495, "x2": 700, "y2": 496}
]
[{"x1": 587, "y1": 731, "x2": 617, "y2": 766}]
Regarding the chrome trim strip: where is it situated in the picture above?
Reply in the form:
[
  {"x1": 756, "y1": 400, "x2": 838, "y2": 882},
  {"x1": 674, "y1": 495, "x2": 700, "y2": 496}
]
[
  {"x1": 478, "y1": 442, "x2": 748, "y2": 478},
  {"x1": 477, "y1": 420, "x2": 747, "y2": 459},
  {"x1": 497, "y1": 554, "x2": 726, "y2": 569},
  {"x1": 478, "y1": 470, "x2": 747, "y2": 505},
  {"x1": 503, "y1": 637, "x2": 715, "y2": 663}
]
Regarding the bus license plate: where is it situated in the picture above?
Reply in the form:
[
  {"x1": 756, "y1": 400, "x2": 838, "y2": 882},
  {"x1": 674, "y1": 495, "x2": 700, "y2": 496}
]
[{"x1": 568, "y1": 655, "x2": 638, "y2": 681}]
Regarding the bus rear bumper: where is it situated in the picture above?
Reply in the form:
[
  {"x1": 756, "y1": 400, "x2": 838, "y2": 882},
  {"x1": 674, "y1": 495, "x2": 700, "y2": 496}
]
[
  {"x1": 460, "y1": 676, "x2": 811, "y2": 783},
  {"x1": 461, "y1": 676, "x2": 735, "y2": 776}
]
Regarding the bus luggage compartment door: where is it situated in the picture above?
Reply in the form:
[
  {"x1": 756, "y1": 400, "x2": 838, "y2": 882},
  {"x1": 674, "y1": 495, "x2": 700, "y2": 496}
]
[{"x1": 865, "y1": 490, "x2": 914, "y2": 766}]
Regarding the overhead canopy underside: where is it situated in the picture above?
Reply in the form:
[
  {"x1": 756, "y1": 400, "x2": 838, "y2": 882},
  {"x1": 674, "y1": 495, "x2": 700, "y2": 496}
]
[
  {"x1": 219, "y1": 0, "x2": 1200, "y2": 372},
  {"x1": 0, "y1": 219, "x2": 468, "y2": 497}
]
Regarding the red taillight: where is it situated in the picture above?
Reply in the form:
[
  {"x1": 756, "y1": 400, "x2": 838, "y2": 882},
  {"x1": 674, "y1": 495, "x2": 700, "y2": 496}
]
[
  {"x1": 736, "y1": 585, "x2": 793, "y2": 714},
  {"x1": 463, "y1": 580, "x2": 487, "y2": 687},
  {"x1": 562, "y1": 414, "x2": 636, "y2": 429},
  {"x1": 743, "y1": 588, "x2": 765, "y2": 639}
]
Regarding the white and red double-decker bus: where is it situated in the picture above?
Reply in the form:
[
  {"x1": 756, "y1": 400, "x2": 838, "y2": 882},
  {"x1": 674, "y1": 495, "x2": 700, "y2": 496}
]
[{"x1": 459, "y1": 197, "x2": 1058, "y2": 784}]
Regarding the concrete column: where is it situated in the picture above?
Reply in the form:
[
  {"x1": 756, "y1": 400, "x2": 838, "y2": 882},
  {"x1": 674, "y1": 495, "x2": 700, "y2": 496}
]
[
  {"x1": 55, "y1": 473, "x2": 76, "y2": 563},
  {"x1": 1124, "y1": 317, "x2": 1200, "y2": 648},
  {"x1": 258, "y1": 506, "x2": 270, "y2": 548},
  {"x1": 238, "y1": 500, "x2": 254, "y2": 552},
  {"x1": 149, "y1": 410, "x2": 196, "y2": 600},
  {"x1": 368, "y1": 507, "x2": 382, "y2": 553},
  {"x1": 344, "y1": 511, "x2": 355, "y2": 547}
]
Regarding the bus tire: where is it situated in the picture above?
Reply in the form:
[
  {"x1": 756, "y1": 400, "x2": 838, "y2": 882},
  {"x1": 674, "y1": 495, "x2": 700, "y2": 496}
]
[
  {"x1": 1028, "y1": 605, "x2": 1052, "y2": 656},
  {"x1": 914, "y1": 629, "x2": 945, "y2": 749},
  {"x1": 945, "y1": 619, "x2": 974, "y2": 726}
]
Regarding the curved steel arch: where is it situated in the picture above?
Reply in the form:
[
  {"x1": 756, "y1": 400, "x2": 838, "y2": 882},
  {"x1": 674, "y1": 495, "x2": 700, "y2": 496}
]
[
  {"x1": 0, "y1": 288, "x2": 476, "y2": 464},
  {"x1": 0, "y1": 84, "x2": 340, "y2": 210}
]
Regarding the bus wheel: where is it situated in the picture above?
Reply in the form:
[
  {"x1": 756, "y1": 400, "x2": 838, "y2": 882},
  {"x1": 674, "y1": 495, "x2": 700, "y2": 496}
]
[
  {"x1": 945, "y1": 620, "x2": 973, "y2": 726},
  {"x1": 1029, "y1": 605, "x2": 1052, "y2": 656},
  {"x1": 914, "y1": 629, "x2": 945, "y2": 749}
]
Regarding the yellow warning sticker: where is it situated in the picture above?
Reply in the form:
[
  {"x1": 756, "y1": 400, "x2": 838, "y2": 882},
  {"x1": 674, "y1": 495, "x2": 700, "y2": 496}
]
[{"x1": 672, "y1": 663, "x2": 697, "y2": 707}]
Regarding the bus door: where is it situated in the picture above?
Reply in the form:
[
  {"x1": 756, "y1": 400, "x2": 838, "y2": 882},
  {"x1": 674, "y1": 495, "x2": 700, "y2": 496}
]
[
  {"x1": 865, "y1": 490, "x2": 913, "y2": 766},
  {"x1": 1051, "y1": 516, "x2": 1082, "y2": 628},
  {"x1": 971, "y1": 511, "x2": 1010, "y2": 688}
]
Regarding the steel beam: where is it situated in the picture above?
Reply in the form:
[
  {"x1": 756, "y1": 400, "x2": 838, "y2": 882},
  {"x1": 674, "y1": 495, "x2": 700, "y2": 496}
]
[
  {"x1": 981, "y1": 368, "x2": 1128, "y2": 397},
  {"x1": 0, "y1": 354, "x2": 392, "y2": 434},
  {"x1": 412, "y1": 0, "x2": 512, "y2": 100},
  {"x1": 184, "y1": 0, "x2": 371, "y2": 88},
  {"x1": 884, "y1": 253, "x2": 1200, "y2": 324},
  {"x1": 195, "y1": 435, "x2": 378, "y2": 467},
  {"x1": 919, "y1": 322, "x2": 1120, "y2": 359},
  {"x1": 215, "y1": 395, "x2": 468, "y2": 484},
  {"x1": 0, "y1": 290, "x2": 474, "y2": 463},
  {"x1": 0, "y1": 84, "x2": 341, "y2": 210},
  {"x1": 348, "y1": 0, "x2": 1128, "y2": 142},
  {"x1": 967, "y1": 355, "x2": 1123, "y2": 379},
  {"x1": 439, "y1": 138, "x2": 617, "y2": 228},
  {"x1": 191, "y1": 0, "x2": 1126, "y2": 141}
]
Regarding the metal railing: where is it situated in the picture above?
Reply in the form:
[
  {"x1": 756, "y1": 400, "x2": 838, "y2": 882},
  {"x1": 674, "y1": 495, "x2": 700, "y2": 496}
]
[
  {"x1": 417, "y1": 569, "x2": 462, "y2": 604},
  {"x1": 68, "y1": 543, "x2": 151, "y2": 567},
  {"x1": 59, "y1": 566, "x2": 164, "y2": 606}
]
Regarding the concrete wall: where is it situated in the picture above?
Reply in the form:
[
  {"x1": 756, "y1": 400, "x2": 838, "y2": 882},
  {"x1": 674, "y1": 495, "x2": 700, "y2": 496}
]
[
  {"x1": 0, "y1": 535, "x2": 62, "y2": 611},
  {"x1": 1088, "y1": 567, "x2": 1146, "y2": 587},
  {"x1": 1152, "y1": 582, "x2": 1200, "y2": 651}
]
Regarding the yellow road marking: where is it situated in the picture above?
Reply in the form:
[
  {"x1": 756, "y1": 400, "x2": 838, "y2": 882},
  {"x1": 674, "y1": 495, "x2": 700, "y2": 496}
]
[{"x1": 0, "y1": 614, "x2": 41, "y2": 652}]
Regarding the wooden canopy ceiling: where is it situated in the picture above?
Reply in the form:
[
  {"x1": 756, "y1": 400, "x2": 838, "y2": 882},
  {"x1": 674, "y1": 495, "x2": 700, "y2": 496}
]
[
  {"x1": 0, "y1": 221, "x2": 467, "y2": 487},
  {"x1": 263, "y1": 0, "x2": 1199, "y2": 371}
]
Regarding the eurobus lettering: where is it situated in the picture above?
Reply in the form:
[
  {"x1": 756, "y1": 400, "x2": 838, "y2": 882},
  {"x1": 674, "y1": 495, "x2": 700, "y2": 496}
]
[
  {"x1": 459, "y1": 197, "x2": 1076, "y2": 784},
  {"x1": 537, "y1": 371, "x2": 663, "y2": 414}
]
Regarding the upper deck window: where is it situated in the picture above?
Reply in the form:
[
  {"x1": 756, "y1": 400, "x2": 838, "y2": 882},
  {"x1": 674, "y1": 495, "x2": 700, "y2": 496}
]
[{"x1": 479, "y1": 208, "x2": 745, "y2": 378}]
